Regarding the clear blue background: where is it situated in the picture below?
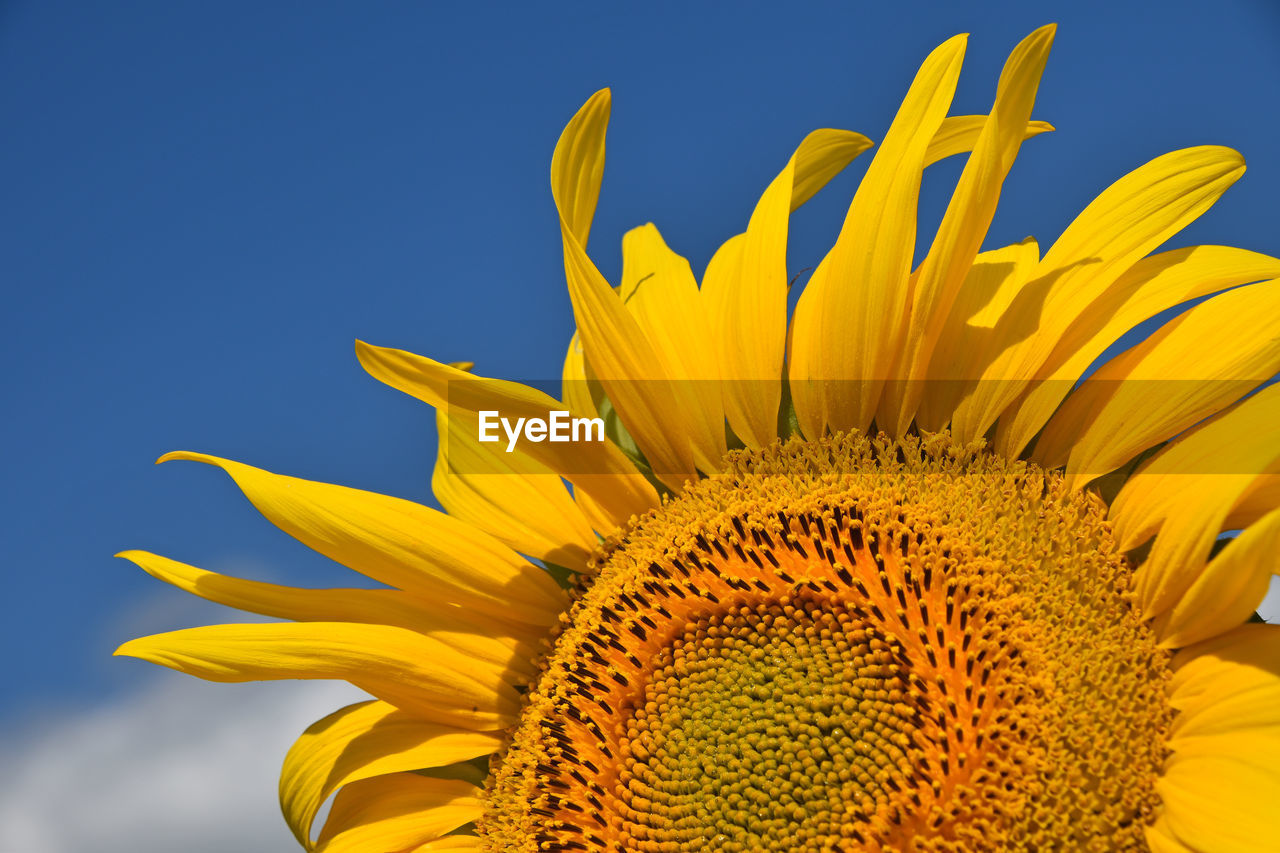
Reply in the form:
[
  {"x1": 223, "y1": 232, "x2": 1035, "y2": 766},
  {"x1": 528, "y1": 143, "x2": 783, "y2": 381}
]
[{"x1": 2, "y1": 1, "x2": 1278, "y2": 849}]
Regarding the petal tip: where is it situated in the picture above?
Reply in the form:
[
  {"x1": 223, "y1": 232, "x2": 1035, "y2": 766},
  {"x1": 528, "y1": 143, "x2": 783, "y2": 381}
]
[
  {"x1": 353, "y1": 338, "x2": 378, "y2": 361},
  {"x1": 113, "y1": 637, "x2": 146, "y2": 659},
  {"x1": 156, "y1": 450, "x2": 210, "y2": 466}
]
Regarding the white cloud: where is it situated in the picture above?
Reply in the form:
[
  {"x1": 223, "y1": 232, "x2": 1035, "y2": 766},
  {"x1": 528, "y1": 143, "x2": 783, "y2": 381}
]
[{"x1": 0, "y1": 677, "x2": 365, "y2": 853}]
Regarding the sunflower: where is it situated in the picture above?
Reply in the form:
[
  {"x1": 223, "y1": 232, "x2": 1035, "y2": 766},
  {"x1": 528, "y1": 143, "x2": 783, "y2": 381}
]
[{"x1": 117, "y1": 24, "x2": 1280, "y2": 853}]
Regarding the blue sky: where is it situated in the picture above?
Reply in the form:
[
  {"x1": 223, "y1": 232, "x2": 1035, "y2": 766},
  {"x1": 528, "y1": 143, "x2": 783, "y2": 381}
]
[{"x1": 3, "y1": 1, "x2": 1279, "y2": 849}]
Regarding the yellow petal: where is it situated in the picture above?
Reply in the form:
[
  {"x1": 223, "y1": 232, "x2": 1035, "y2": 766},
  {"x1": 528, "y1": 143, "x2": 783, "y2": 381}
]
[
  {"x1": 356, "y1": 340, "x2": 658, "y2": 528},
  {"x1": 880, "y1": 26, "x2": 1055, "y2": 436},
  {"x1": 788, "y1": 128, "x2": 876, "y2": 209},
  {"x1": 1169, "y1": 624, "x2": 1280, "y2": 737},
  {"x1": 550, "y1": 89, "x2": 706, "y2": 488},
  {"x1": 708, "y1": 129, "x2": 873, "y2": 447},
  {"x1": 1111, "y1": 383, "x2": 1280, "y2": 548},
  {"x1": 1156, "y1": 732, "x2": 1280, "y2": 853},
  {"x1": 620, "y1": 223, "x2": 727, "y2": 470},
  {"x1": 117, "y1": 550, "x2": 534, "y2": 645},
  {"x1": 560, "y1": 336, "x2": 624, "y2": 535},
  {"x1": 551, "y1": 91, "x2": 605, "y2": 248},
  {"x1": 1109, "y1": 384, "x2": 1280, "y2": 618},
  {"x1": 948, "y1": 145, "x2": 1247, "y2": 447},
  {"x1": 115, "y1": 622, "x2": 520, "y2": 729},
  {"x1": 1228, "y1": 473, "x2": 1280, "y2": 531},
  {"x1": 158, "y1": 451, "x2": 566, "y2": 628},
  {"x1": 433, "y1": 411, "x2": 597, "y2": 572},
  {"x1": 1143, "y1": 826, "x2": 1195, "y2": 853},
  {"x1": 700, "y1": 233, "x2": 754, "y2": 409},
  {"x1": 280, "y1": 699, "x2": 500, "y2": 849},
  {"x1": 785, "y1": 255, "x2": 828, "y2": 440},
  {"x1": 789, "y1": 34, "x2": 967, "y2": 435},
  {"x1": 1008, "y1": 246, "x2": 1280, "y2": 459},
  {"x1": 315, "y1": 773, "x2": 482, "y2": 853},
  {"x1": 571, "y1": 484, "x2": 616, "y2": 536},
  {"x1": 561, "y1": 332, "x2": 598, "y2": 419},
  {"x1": 1035, "y1": 279, "x2": 1280, "y2": 487},
  {"x1": 1159, "y1": 510, "x2": 1280, "y2": 648},
  {"x1": 1138, "y1": 479, "x2": 1278, "y2": 623},
  {"x1": 915, "y1": 238, "x2": 1040, "y2": 431},
  {"x1": 408, "y1": 838, "x2": 484, "y2": 851},
  {"x1": 923, "y1": 115, "x2": 1054, "y2": 167}
]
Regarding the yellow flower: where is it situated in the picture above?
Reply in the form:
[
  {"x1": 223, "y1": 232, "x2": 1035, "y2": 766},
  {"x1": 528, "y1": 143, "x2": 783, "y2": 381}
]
[{"x1": 117, "y1": 25, "x2": 1280, "y2": 853}]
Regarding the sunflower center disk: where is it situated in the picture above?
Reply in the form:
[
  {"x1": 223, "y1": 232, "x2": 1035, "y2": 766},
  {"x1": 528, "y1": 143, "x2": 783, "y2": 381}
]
[
  {"x1": 622, "y1": 600, "x2": 917, "y2": 850},
  {"x1": 482, "y1": 434, "x2": 1174, "y2": 852}
]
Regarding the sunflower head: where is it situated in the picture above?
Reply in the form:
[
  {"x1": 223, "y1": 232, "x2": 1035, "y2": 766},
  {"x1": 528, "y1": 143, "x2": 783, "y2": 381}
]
[
  {"x1": 118, "y1": 23, "x2": 1280, "y2": 853},
  {"x1": 482, "y1": 433, "x2": 1179, "y2": 851}
]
